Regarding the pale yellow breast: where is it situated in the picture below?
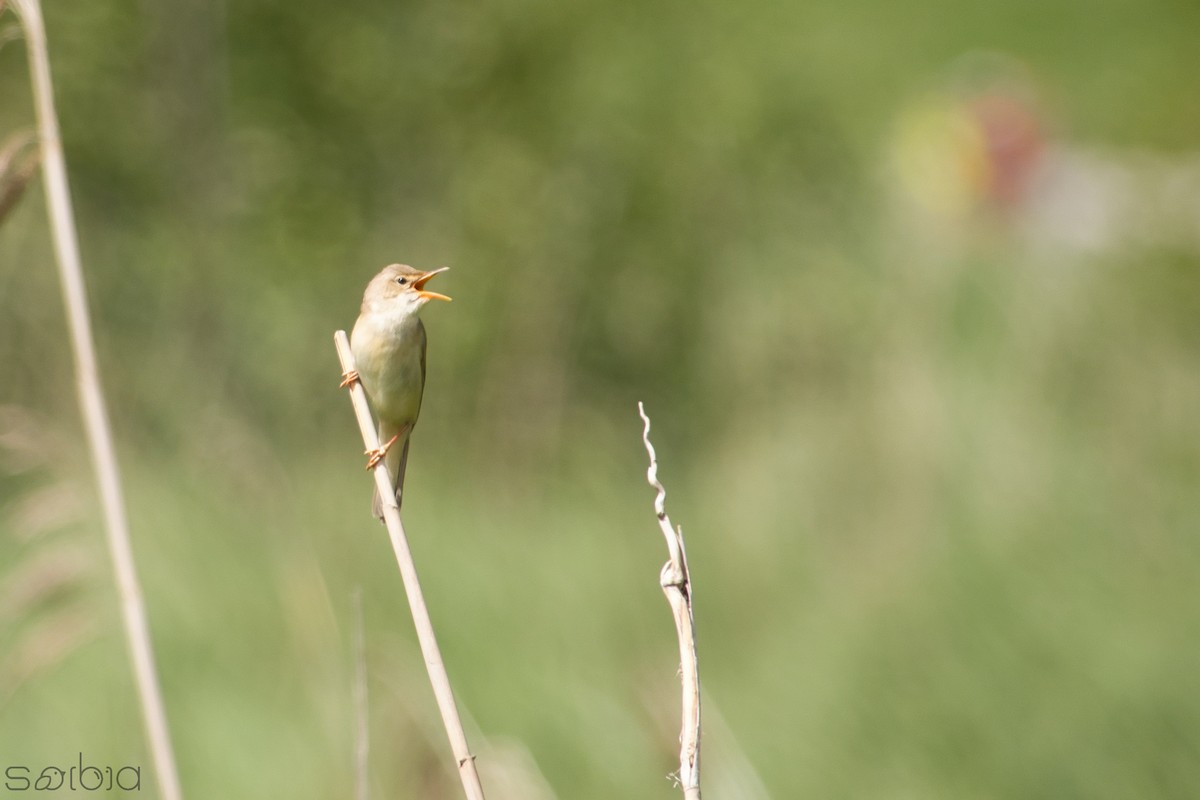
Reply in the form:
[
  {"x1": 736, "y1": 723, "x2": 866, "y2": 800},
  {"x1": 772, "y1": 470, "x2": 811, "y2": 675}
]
[{"x1": 350, "y1": 310, "x2": 427, "y2": 428}]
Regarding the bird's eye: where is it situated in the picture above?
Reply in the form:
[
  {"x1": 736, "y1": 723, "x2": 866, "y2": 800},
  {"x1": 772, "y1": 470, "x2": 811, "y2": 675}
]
[{"x1": 395, "y1": 277, "x2": 408, "y2": 286}]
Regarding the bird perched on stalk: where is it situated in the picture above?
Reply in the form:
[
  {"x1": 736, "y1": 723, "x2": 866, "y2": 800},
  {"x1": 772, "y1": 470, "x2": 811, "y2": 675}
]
[{"x1": 342, "y1": 263, "x2": 451, "y2": 518}]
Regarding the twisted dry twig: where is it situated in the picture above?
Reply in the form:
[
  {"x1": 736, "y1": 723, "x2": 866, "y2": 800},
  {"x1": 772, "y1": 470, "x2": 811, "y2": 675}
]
[{"x1": 638, "y1": 402, "x2": 701, "y2": 800}]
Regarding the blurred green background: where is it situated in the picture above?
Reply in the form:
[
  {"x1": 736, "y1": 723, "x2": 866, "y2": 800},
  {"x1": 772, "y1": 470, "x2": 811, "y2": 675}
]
[{"x1": 2, "y1": 0, "x2": 1200, "y2": 797}]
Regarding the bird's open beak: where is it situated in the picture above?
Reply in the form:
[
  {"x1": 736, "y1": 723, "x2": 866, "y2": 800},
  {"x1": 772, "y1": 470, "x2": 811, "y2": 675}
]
[{"x1": 414, "y1": 267, "x2": 451, "y2": 302}]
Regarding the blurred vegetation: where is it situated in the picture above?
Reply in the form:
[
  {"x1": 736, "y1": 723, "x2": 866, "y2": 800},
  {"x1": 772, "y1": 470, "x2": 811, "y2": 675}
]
[{"x1": 2, "y1": 0, "x2": 1200, "y2": 797}]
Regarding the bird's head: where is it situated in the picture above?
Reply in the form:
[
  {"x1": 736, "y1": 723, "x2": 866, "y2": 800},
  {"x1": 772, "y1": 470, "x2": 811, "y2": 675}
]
[{"x1": 362, "y1": 264, "x2": 451, "y2": 315}]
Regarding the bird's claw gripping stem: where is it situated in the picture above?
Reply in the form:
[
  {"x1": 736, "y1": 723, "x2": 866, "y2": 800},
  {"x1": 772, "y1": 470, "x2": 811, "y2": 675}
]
[
  {"x1": 365, "y1": 434, "x2": 400, "y2": 470},
  {"x1": 339, "y1": 369, "x2": 360, "y2": 388}
]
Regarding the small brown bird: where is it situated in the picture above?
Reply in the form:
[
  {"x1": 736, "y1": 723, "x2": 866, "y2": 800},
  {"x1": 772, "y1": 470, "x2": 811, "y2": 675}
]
[{"x1": 343, "y1": 264, "x2": 450, "y2": 518}]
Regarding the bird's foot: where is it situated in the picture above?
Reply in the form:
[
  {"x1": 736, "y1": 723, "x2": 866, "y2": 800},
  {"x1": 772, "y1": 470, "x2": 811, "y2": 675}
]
[
  {"x1": 339, "y1": 369, "x2": 360, "y2": 388},
  {"x1": 364, "y1": 434, "x2": 400, "y2": 470}
]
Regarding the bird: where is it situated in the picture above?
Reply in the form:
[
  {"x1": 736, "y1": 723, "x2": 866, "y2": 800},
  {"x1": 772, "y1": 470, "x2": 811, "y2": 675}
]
[{"x1": 342, "y1": 263, "x2": 451, "y2": 518}]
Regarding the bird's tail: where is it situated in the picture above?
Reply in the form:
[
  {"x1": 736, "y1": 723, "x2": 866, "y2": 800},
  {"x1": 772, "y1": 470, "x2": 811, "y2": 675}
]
[{"x1": 371, "y1": 426, "x2": 411, "y2": 520}]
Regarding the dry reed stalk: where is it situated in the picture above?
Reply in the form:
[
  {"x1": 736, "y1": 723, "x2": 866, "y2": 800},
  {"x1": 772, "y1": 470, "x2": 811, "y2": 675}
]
[
  {"x1": 9, "y1": 2, "x2": 184, "y2": 798},
  {"x1": 334, "y1": 330, "x2": 486, "y2": 800},
  {"x1": 353, "y1": 587, "x2": 370, "y2": 800}
]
